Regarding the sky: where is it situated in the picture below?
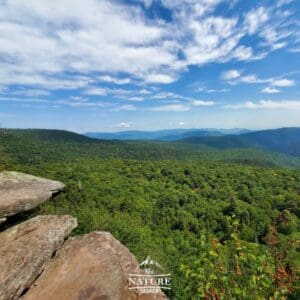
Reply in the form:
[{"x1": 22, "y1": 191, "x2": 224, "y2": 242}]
[{"x1": 0, "y1": 0, "x2": 300, "y2": 132}]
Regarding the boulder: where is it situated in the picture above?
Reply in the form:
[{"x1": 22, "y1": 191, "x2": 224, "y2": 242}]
[
  {"x1": 23, "y1": 231, "x2": 166, "y2": 300},
  {"x1": 0, "y1": 215, "x2": 77, "y2": 300},
  {"x1": 0, "y1": 171, "x2": 65, "y2": 218}
]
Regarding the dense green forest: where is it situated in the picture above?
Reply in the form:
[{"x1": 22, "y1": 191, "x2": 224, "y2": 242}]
[
  {"x1": 0, "y1": 129, "x2": 299, "y2": 299},
  {"x1": 1, "y1": 129, "x2": 300, "y2": 168}
]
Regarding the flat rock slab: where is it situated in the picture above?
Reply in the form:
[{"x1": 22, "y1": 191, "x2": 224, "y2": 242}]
[
  {"x1": 0, "y1": 215, "x2": 77, "y2": 300},
  {"x1": 23, "y1": 231, "x2": 166, "y2": 300},
  {"x1": 0, "y1": 171, "x2": 65, "y2": 218}
]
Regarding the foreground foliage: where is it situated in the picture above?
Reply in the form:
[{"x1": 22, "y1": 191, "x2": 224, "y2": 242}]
[{"x1": 182, "y1": 217, "x2": 298, "y2": 299}]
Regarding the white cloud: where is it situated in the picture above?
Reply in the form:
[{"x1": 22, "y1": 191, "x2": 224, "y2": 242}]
[
  {"x1": 116, "y1": 122, "x2": 132, "y2": 128},
  {"x1": 183, "y1": 16, "x2": 246, "y2": 65},
  {"x1": 0, "y1": 96, "x2": 48, "y2": 103},
  {"x1": 271, "y1": 79, "x2": 295, "y2": 87},
  {"x1": 226, "y1": 100, "x2": 300, "y2": 110},
  {"x1": 150, "y1": 92, "x2": 215, "y2": 108},
  {"x1": 138, "y1": 89, "x2": 152, "y2": 95},
  {"x1": 277, "y1": 0, "x2": 294, "y2": 7},
  {"x1": 258, "y1": 14, "x2": 297, "y2": 51},
  {"x1": 244, "y1": 7, "x2": 269, "y2": 35},
  {"x1": 83, "y1": 86, "x2": 152, "y2": 100},
  {"x1": 98, "y1": 76, "x2": 131, "y2": 85},
  {"x1": 221, "y1": 69, "x2": 241, "y2": 80},
  {"x1": 237, "y1": 75, "x2": 265, "y2": 84},
  {"x1": 151, "y1": 92, "x2": 183, "y2": 100},
  {"x1": 206, "y1": 88, "x2": 230, "y2": 93},
  {"x1": 23, "y1": 89, "x2": 51, "y2": 97},
  {"x1": 70, "y1": 96, "x2": 88, "y2": 101},
  {"x1": 85, "y1": 88, "x2": 108, "y2": 96},
  {"x1": 151, "y1": 104, "x2": 190, "y2": 112},
  {"x1": 55, "y1": 99, "x2": 108, "y2": 108},
  {"x1": 179, "y1": 121, "x2": 185, "y2": 126},
  {"x1": 271, "y1": 42, "x2": 287, "y2": 50},
  {"x1": 138, "y1": 0, "x2": 153, "y2": 8},
  {"x1": 226, "y1": 72, "x2": 296, "y2": 87},
  {"x1": 144, "y1": 73, "x2": 177, "y2": 84},
  {"x1": 196, "y1": 86, "x2": 230, "y2": 93},
  {"x1": 230, "y1": 46, "x2": 254, "y2": 61},
  {"x1": 0, "y1": 71, "x2": 93, "y2": 90},
  {"x1": 0, "y1": 95, "x2": 115, "y2": 109},
  {"x1": 116, "y1": 104, "x2": 137, "y2": 111},
  {"x1": 0, "y1": 0, "x2": 177, "y2": 87},
  {"x1": 108, "y1": 89, "x2": 134, "y2": 98},
  {"x1": 161, "y1": 0, "x2": 222, "y2": 14},
  {"x1": 0, "y1": 0, "x2": 298, "y2": 92},
  {"x1": 289, "y1": 48, "x2": 300, "y2": 53},
  {"x1": 1, "y1": 88, "x2": 51, "y2": 97},
  {"x1": 262, "y1": 87, "x2": 280, "y2": 94},
  {"x1": 128, "y1": 96, "x2": 144, "y2": 102},
  {"x1": 191, "y1": 100, "x2": 214, "y2": 106}
]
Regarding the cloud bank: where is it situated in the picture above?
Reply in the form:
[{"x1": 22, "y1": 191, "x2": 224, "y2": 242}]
[{"x1": 0, "y1": 0, "x2": 298, "y2": 89}]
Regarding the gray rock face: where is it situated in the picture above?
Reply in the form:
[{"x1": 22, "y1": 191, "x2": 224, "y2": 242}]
[
  {"x1": 0, "y1": 171, "x2": 65, "y2": 218},
  {"x1": 23, "y1": 231, "x2": 166, "y2": 300},
  {"x1": 0, "y1": 215, "x2": 77, "y2": 300}
]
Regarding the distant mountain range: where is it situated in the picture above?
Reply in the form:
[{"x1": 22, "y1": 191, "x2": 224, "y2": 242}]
[
  {"x1": 85, "y1": 128, "x2": 251, "y2": 141},
  {"x1": 1, "y1": 127, "x2": 300, "y2": 168},
  {"x1": 85, "y1": 127, "x2": 300, "y2": 157},
  {"x1": 179, "y1": 127, "x2": 300, "y2": 157}
]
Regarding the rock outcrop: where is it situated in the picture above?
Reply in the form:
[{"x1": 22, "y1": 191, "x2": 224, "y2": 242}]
[
  {"x1": 0, "y1": 171, "x2": 65, "y2": 219},
  {"x1": 23, "y1": 232, "x2": 166, "y2": 300},
  {"x1": 0, "y1": 215, "x2": 77, "y2": 300},
  {"x1": 0, "y1": 172, "x2": 166, "y2": 300}
]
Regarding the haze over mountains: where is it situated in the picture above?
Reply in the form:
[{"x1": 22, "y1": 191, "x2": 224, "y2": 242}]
[
  {"x1": 85, "y1": 128, "x2": 251, "y2": 141},
  {"x1": 180, "y1": 127, "x2": 300, "y2": 157},
  {"x1": 86, "y1": 127, "x2": 300, "y2": 158}
]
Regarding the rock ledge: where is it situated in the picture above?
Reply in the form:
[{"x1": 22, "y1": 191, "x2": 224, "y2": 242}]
[
  {"x1": 0, "y1": 215, "x2": 77, "y2": 300},
  {"x1": 0, "y1": 172, "x2": 165, "y2": 300},
  {"x1": 0, "y1": 171, "x2": 65, "y2": 218}
]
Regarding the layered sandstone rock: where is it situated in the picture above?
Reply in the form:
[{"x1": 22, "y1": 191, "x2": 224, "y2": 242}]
[
  {"x1": 0, "y1": 215, "x2": 77, "y2": 300},
  {"x1": 23, "y1": 231, "x2": 166, "y2": 300},
  {"x1": 0, "y1": 171, "x2": 65, "y2": 219}
]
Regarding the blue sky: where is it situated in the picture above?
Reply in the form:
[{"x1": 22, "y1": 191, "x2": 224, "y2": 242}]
[{"x1": 0, "y1": 0, "x2": 299, "y2": 132}]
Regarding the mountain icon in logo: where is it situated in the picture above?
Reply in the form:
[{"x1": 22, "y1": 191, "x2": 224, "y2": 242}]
[
  {"x1": 138, "y1": 256, "x2": 164, "y2": 275},
  {"x1": 129, "y1": 256, "x2": 171, "y2": 293}
]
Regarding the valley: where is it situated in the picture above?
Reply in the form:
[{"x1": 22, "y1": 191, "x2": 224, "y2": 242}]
[{"x1": 0, "y1": 128, "x2": 299, "y2": 299}]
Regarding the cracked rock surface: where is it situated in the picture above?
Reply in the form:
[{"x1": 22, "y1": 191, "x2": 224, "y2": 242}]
[
  {"x1": 0, "y1": 171, "x2": 65, "y2": 218},
  {"x1": 0, "y1": 215, "x2": 77, "y2": 300},
  {"x1": 0, "y1": 172, "x2": 165, "y2": 300},
  {"x1": 23, "y1": 231, "x2": 166, "y2": 300}
]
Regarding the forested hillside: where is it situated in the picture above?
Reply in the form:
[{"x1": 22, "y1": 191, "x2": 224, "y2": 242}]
[
  {"x1": 180, "y1": 127, "x2": 300, "y2": 157},
  {"x1": 0, "y1": 129, "x2": 299, "y2": 299},
  {"x1": 1, "y1": 129, "x2": 300, "y2": 168}
]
